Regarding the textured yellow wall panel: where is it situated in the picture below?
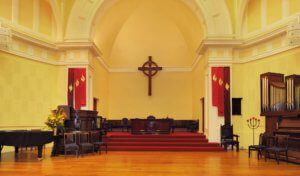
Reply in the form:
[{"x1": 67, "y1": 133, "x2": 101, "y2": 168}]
[
  {"x1": 19, "y1": 0, "x2": 34, "y2": 29},
  {"x1": 108, "y1": 72, "x2": 193, "y2": 119},
  {"x1": 257, "y1": 43, "x2": 267, "y2": 53},
  {"x1": 92, "y1": 59, "x2": 109, "y2": 118},
  {"x1": 0, "y1": 0, "x2": 12, "y2": 20},
  {"x1": 246, "y1": 0, "x2": 261, "y2": 33},
  {"x1": 239, "y1": 48, "x2": 252, "y2": 58},
  {"x1": 272, "y1": 36, "x2": 283, "y2": 49},
  {"x1": 39, "y1": 0, "x2": 52, "y2": 36},
  {"x1": 289, "y1": 0, "x2": 300, "y2": 15},
  {"x1": 232, "y1": 47, "x2": 300, "y2": 148},
  {"x1": 0, "y1": 51, "x2": 66, "y2": 128},
  {"x1": 266, "y1": 0, "x2": 282, "y2": 25}
]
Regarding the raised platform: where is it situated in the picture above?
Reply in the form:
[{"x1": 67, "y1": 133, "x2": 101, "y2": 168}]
[{"x1": 104, "y1": 132, "x2": 223, "y2": 151}]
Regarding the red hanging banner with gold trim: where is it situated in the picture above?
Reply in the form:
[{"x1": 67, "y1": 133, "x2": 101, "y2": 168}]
[{"x1": 68, "y1": 68, "x2": 86, "y2": 110}]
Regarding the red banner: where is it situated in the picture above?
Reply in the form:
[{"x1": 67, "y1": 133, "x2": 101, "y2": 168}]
[
  {"x1": 74, "y1": 68, "x2": 86, "y2": 110},
  {"x1": 68, "y1": 69, "x2": 74, "y2": 107},
  {"x1": 217, "y1": 67, "x2": 224, "y2": 116},
  {"x1": 211, "y1": 67, "x2": 229, "y2": 117},
  {"x1": 68, "y1": 68, "x2": 86, "y2": 110}
]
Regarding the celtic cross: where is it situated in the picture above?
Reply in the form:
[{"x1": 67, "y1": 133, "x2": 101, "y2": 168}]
[{"x1": 138, "y1": 56, "x2": 162, "y2": 96}]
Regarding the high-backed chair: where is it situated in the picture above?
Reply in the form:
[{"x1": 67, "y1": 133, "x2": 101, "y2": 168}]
[
  {"x1": 220, "y1": 125, "x2": 239, "y2": 151},
  {"x1": 121, "y1": 118, "x2": 130, "y2": 132},
  {"x1": 248, "y1": 133, "x2": 268, "y2": 159},
  {"x1": 78, "y1": 132, "x2": 94, "y2": 155},
  {"x1": 90, "y1": 131, "x2": 107, "y2": 154},
  {"x1": 147, "y1": 115, "x2": 156, "y2": 120},
  {"x1": 265, "y1": 135, "x2": 289, "y2": 164},
  {"x1": 64, "y1": 132, "x2": 79, "y2": 158}
]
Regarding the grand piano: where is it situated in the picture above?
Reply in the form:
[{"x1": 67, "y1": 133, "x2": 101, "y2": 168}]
[{"x1": 0, "y1": 130, "x2": 53, "y2": 159}]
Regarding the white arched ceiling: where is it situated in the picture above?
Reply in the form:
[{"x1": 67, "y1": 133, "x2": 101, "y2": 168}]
[
  {"x1": 91, "y1": 0, "x2": 205, "y2": 67},
  {"x1": 65, "y1": 0, "x2": 233, "y2": 41},
  {"x1": 64, "y1": 0, "x2": 233, "y2": 67}
]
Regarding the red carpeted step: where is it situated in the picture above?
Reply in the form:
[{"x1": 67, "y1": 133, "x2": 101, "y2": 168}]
[
  {"x1": 107, "y1": 134, "x2": 206, "y2": 138},
  {"x1": 107, "y1": 142, "x2": 220, "y2": 147},
  {"x1": 105, "y1": 138, "x2": 208, "y2": 142},
  {"x1": 104, "y1": 132, "x2": 223, "y2": 152},
  {"x1": 107, "y1": 146, "x2": 224, "y2": 151}
]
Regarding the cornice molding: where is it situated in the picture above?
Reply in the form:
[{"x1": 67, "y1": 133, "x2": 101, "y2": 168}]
[
  {"x1": 197, "y1": 38, "x2": 242, "y2": 54},
  {"x1": 234, "y1": 44, "x2": 300, "y2": 64}
]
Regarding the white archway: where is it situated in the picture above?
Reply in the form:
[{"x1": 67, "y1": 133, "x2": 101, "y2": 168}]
[{"x1": 64, "y1": 0, "x2": 233, "y2": 41}]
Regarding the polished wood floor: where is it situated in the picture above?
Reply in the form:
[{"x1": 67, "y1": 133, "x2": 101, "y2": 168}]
[{"x1": 0, "y1": 149, "x2": 299, "y2": 176}]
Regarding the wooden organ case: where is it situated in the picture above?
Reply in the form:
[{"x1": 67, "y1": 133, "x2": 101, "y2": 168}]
[{"x1": 261, "y1": 73, "x2": 300, "y2": 163}]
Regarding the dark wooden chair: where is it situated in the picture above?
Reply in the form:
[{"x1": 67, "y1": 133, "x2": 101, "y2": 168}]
[
  {"x1": 220, "y1": 125, "x2": 239, "y2": 151},
  {"x1": 90, "y1": 131, "x2": 107, "y2": 154},
  {"x1": 78, "y1": 132, "x2": 94, "y2": 155},
  {"x1": 248, "y1": 133, "x2": 267, "y2": 159},
  {"x1": 121, "y1": 118, "x2": 130, "y2": 132},
  {"x1": 147, "y1": 115, "x2": 156, "y2": 120},
  {"x1": 265, "y1": 135, "x2": 289, "y2": 164},
  {"x1": 64, "y1": 132, "x2": 79, "y2": 158}
]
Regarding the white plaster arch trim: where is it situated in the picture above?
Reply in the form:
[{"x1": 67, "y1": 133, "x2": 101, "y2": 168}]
[
  {"x1": 43, "y1": 0, "x2": 63, "y2": 41},
  {"x1": 237, "y1": 0, "x2": 250, "y2": 37},
  {"x1": 65, "y1": 0, "x2": 233, "y2": 41}
]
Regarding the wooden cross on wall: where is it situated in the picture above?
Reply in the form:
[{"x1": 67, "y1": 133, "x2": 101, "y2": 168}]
[{"x1": 138, "y1": 56, "x2": 162, "y2": 96}]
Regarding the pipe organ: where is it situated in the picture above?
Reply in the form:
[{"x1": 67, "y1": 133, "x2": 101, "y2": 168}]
[
  {"x1": 260, "y1": 72, "x2": 300, "y2": 163},
  {"x1": 286, "y1": 75, "x2": 300, "y2": 111},
  {"x1": 260, "y1": 73, "x2": 285, "y2": 113}
]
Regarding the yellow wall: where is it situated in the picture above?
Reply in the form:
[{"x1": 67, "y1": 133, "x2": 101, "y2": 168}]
[
  {"x1": 0, "y1": 51, "x2": 67, "y2": 129},
  {"x1": 39, "y1": 0, "x2": 53, "y2": 36},
  {"x1": 246, "y1": 0, "x2": 261, "y2": 33},
  {"x1": 108, "y1": 71, "x2": 193, "y2": 119},
  {"x1": 266, "y1": 0, "x2": 282, "y2": 25},
  {"x1": 0, "y1": 0, "x2": 12, "y2": 20},
  {"x1": 92, "y1": 58, "x2": 109, "y2": 118},
  {"x1": 0, "y1": 0, "x2": 55, "y2": 38},
  {"x1": 232, "y1": 47, "x2": 300, "y2": 148},
  {"x1": 243, "y1": 0, "x2": 300, "y2": 35},
  {"x1": 19, "y1": 0, "x2": 34, "y2": 29},
  {"x1": 289, "y1": 0, "x2": 300, "y2": 15}
]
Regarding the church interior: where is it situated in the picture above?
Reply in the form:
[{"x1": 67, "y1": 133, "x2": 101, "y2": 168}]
[{"x1": 0, "y1": 0, "x2": 300, "y2": 175}]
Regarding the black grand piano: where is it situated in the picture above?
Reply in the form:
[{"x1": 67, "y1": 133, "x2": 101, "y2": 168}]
[{"x1": 0, "y1": 130, "x2": 53, "y2": 159}]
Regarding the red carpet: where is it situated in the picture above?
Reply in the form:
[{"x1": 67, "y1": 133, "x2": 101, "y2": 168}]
[{"x1": 104, "y1": 132, "x2": 223, "y2": 151}]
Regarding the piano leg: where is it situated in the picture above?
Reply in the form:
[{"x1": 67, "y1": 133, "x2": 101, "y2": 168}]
[
  {"x1": 0, "y1": 145, "x2": 3, "y2": 157},
  {"x1": 37, "y1": 145, "x2": 43, "y2": 159},
  {"x1": 15, "y1": 146, "x2": 19, "y2": 154}
]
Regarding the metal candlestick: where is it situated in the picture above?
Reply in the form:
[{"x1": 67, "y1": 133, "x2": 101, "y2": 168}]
[{"x1": 247, "y1": 117, "x2": 260, "y2": 145}]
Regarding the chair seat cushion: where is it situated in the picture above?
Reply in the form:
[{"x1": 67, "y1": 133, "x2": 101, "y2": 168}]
[
  {"x1": 80, "y1": 143, "x2": 93, "y2": 148},
  {"x1": 93, "y1": 142, "x2": 106, "y2": 146},
  {"x1": 222, "y1": 139, "x2": 238, "y2": 144},
  {"x1": 249, "y1": 145, "x2": 266, "y2": 149},
  {"x1": 65, "y1": 143, "x2": 79, "y2": 150},
  {"x1": 266, "y1": 147, "x2": 287, "y2": 152}
]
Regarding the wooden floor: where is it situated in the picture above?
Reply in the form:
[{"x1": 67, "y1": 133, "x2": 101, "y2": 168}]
[{"x1": 0, "y1": 149, "x2": 299, "y2": 176}]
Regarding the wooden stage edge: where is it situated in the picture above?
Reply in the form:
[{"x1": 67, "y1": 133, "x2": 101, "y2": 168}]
[{"x1": 0, "y1": 149, "x2": 299, "y2": 176}]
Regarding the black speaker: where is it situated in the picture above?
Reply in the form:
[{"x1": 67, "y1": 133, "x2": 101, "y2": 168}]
[{"x1": 232, "y1": 98, "x2": 242, "y2": 115}]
